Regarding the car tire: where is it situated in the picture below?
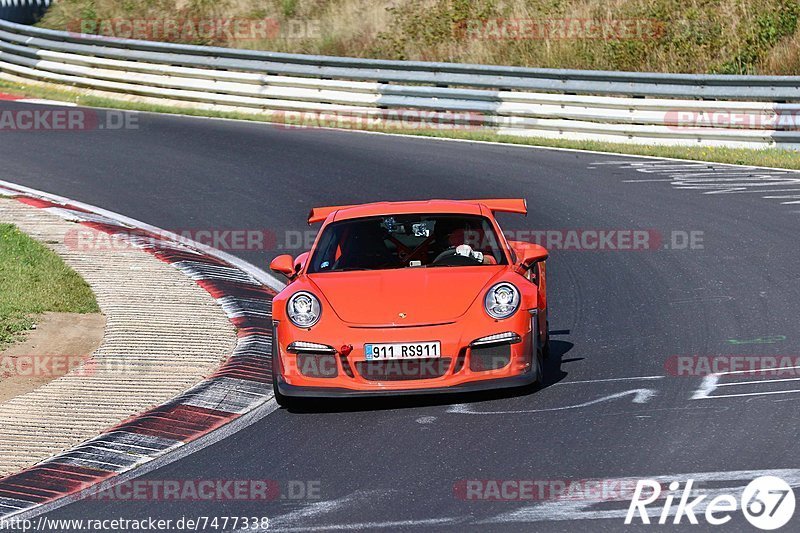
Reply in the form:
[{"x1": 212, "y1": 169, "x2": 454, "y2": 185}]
[
  {"x1": 542, "y1": 319, "x2": 551, "y2": 360},
  {"x1": 534, "y1": 346, "x2": 544, "y2": 386},
  {"x1": 272, "y1": 368, "x2": 293, "y2": 408}
]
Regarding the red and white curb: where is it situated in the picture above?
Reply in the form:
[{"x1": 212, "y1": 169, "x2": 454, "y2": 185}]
[
  {"x1": 0, "y1": 181, "x2": 283, "y2": 519},
  {"x1": 0, "y1": 91, "x2": 76, "y2": 106}
]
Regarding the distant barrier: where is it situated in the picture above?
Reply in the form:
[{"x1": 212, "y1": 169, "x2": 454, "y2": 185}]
[{"x1": 2, "y1": 17, "x2": 800, "y2": 148}]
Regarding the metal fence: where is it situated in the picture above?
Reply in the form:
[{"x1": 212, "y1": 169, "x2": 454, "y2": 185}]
[{"x1": 2, "y1": 17, "x2": 800, "y2": 148}]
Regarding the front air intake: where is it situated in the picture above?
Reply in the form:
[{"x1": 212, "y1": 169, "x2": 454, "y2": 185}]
[
  {"x1": 469, "y1": 344, "x2": 511, "y2": 371},
  {"x1": 297, "y1": 353, "x2": 339, "y2": 378}
]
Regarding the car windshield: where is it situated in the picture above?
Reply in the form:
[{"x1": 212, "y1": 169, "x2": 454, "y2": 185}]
[{"x1": 308, "y1": 214, "x2": 508, "y2": 273}]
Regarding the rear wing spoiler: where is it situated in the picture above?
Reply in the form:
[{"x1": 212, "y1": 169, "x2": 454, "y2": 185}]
[
  {"x1": 308, "y1": 205, "x2": 357, "y2": 224},
  {"x1": 467, "y1": 199, "x2": 527, "y2": 216},
  {"x1": 307, "y1": 198, "x2": 526, "y2": 224}
]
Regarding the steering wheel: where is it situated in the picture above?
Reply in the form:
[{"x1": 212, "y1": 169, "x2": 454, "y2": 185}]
[{"x1": 430, "y1": 247, "x2": 483, "y2": 266}]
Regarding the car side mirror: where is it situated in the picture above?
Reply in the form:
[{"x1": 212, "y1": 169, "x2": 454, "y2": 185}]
[
  {"x1": 294, "y1": 252, "x2": 309, "y2": 272},
  {"x1": 270, "y1": 254, "x2": 296, "y2": 279},
  {"x1": 514, "y1": 243, "x2": 548, "y2": 273}
]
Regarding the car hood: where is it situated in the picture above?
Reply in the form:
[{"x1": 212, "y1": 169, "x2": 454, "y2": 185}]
[{"x1": 308, "y1": 266, "x2": 506, "y2": 327}]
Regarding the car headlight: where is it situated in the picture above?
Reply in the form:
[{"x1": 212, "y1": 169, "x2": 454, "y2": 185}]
[
  {"x1": 484, "y1": 283, "x2": 520, "y2": 319},
  {"x1": 287, "y1": 291, "x2": 321, "y2": 328}
]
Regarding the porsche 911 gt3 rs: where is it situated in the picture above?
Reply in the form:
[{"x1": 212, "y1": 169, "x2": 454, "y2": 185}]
[{"x1": 269, "y1": 199, "x2": 549, "y2": 405}]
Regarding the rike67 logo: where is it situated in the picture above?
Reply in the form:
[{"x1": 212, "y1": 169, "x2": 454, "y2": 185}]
[{"x1": 626, "y1": 476, "x2": 795, "y2": 530}]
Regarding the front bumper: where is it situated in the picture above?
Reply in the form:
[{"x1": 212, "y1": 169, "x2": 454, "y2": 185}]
[
  {"x1": 273, "y1": 308, "x2": 542, "y2": 398},
  {"x1": 274, "y1": 368, "x2": 537, "y2": 398}
]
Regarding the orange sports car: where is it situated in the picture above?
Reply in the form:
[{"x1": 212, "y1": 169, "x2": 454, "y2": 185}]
[{"x1": 268, "y1": 199, "x2": 549, "y2": 405}]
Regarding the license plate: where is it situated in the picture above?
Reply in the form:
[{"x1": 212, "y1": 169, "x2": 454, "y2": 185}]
[{"x1": 364, "y1": 341, "x2": 441, "y2": 360}]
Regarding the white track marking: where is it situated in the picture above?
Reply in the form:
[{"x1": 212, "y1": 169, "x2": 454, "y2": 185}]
[
  {"x1": 692, "y1": 365, "x2": 800, "y2": 400},
  {"x1": 723, "y1": 188, "x2": 800, "y2": 194},
  {"x1": 671, "y1": 173, "x2": 788, "y2": 179},
  {"x1": 21, "y1": 99, "x2": 78, "y2": 106},
  {"x1": 692, "y1": 375, "x2": 720, "y2": 400},
  {"x1": 627, "y1": 162, "x2": 711, "y2": 168},
  {"x1": 640, "y1": 169, "x2": 754, "y2": 176},
  {"x1": 265, "y1": 469, "x2": 800, "y2": 529},
  {"x1": 482, "y1": 468, "x2": 800, "y2": 525},
  {"x1": 555, "y1": 376, "x2": 663, "y2": 385},
  {"x1": 677, "y1": 180, "x2": 800, "y2": 188},
  {"x1": 622, "y1": 178, "x2": 675, "y2": 182},
  {"x1": 718, "y1": 376, "x2": 800, "y2": 386},
  {"x1": 669, "y1": 295, "x2": 733, "y2": 305},
  {"x1": 259, "y1": 491, "x2": 381, "y2": 531},
  {"x1": 699, "y1": 389, "x2": 800, "y2": 399},
  {"x1": 0, "y1": 96, "x2": 78, "y2": 107},
  {"x1": 632, "y1": 167, "x2": 712, "y2": 174},
  {"x1": 714, "y1": 364, "x2": 800, "y2": 376},
  {"x1": 594, "y1": 160, "x2": 800, "y2": 208},
  {"x1": 243, "y1": 490, "x2": 447, "y2": 533},
  {"x1": 448, "y1": 389, "x2": 657, "y2": 415}
]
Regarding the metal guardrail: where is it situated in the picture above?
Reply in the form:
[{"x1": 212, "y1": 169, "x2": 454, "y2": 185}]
[{"x1": 1, "y1": 17, "x2": 800, "y2": 149}]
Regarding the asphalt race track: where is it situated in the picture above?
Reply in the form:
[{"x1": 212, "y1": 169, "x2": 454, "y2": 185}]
[{"x1": 1, "y1": 101, "x2": 800, "y2": 532}]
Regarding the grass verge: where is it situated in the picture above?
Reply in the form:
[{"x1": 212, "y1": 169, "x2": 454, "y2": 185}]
[
  {"x1": 2, "y1": 78, "x2": 800, "y2": 170},
  {"x1": 0, "y1": 223, "x2": 99, "y2": 349},
  {"x1": 37, "y1": 0, "x2": 800, "y2": 75}
]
